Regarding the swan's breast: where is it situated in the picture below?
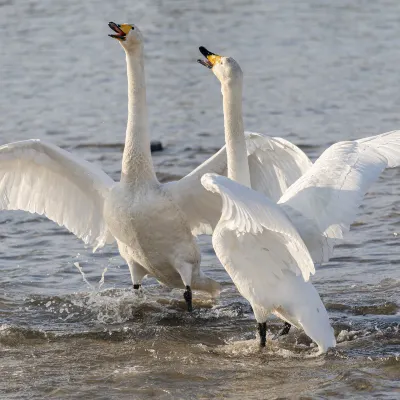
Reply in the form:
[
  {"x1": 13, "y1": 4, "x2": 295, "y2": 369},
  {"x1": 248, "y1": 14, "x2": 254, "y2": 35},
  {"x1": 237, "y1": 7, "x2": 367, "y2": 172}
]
[{"x1": 103, "y1": 184, "x2": 199, "y2": 267}]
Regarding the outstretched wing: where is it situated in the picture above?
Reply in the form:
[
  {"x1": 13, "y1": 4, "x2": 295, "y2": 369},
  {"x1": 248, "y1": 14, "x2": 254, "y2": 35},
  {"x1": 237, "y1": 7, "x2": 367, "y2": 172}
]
[
  {"x1": 201, "y1": 173, "x2": 315, "y2": 282},
  {"x1": 279, "y1": 130, "x2": 400, "y2": 263},
  {"x1": 0, "y1": 139, "x2": 115, "y2": 250},
  {"x1": 245, "y1": 132, "x2": 312, "y2": 201},
  {"x1": 170, "y1": 133, "x2": 312, "y2": 235}
]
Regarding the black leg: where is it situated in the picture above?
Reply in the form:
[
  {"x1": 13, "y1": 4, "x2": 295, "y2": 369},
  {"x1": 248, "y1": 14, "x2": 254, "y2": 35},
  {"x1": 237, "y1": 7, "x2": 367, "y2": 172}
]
[
  {"x1": 133, "y1": 284, "x2": 141, "y2": 290},
  {"x1": 278, "y1": 322, "x2": 291, "y2": 337},
  {"x1": 280, "y1": 322, "x2": 291, "y2": 336},
  {"x1": 258, "y1": 322, "x2": 267, "y2": 347},
  {"x1": 273, "y1": 322, "x2": 292, "y2": 339},
  {"x1": 183, "y1": 285, "x2": 193, "y2": 312}
]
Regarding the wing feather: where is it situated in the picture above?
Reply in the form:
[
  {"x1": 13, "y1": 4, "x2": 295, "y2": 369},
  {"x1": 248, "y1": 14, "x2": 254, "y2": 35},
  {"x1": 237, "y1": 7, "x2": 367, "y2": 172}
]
[
  {"x1": 245, "y1": 132, "x2": 312, "y2": 201},
  {"x1": 0, "y1": 139, "x2": 115, "y2": 250},
  {"x1": 170, "y1": 133, "x2": 312, "y2": 236},
  {"x1": 201, "y1": 173, "x2": 315, "y2": 282},
  {"x1": 279, "y1": 130, "x2": 400, "y2": 263}
]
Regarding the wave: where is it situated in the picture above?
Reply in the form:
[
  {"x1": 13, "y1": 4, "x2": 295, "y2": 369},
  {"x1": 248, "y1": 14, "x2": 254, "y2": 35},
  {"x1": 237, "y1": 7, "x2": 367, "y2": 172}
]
[{"x1": 326, "y1": 301, "x2": 398, "y2": 316}]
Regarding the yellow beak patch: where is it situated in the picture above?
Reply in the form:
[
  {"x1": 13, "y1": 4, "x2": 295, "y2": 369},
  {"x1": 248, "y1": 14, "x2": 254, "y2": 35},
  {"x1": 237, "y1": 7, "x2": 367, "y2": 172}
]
[
  {"x1": 206, "y1": 54, "x2": 222, "y2": 66},
  {"x1": 119, "y1": 24, "x2": 133, "y2": 35}
]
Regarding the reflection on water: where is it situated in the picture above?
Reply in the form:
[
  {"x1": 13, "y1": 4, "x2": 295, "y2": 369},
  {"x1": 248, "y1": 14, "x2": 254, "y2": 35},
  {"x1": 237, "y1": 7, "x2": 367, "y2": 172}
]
[{"x1": 0, "y1": 0, "x2": 399, "y2": 398}]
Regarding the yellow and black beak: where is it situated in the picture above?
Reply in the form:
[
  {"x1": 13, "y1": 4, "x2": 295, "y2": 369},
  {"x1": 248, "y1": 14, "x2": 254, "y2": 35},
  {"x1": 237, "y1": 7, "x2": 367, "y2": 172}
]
[
  {"x1": 197, "y1": 46, "x2": 222, "y2": 69},
  {"x1": 108, "y1": 22, "x2": 133, "y2": 41}
]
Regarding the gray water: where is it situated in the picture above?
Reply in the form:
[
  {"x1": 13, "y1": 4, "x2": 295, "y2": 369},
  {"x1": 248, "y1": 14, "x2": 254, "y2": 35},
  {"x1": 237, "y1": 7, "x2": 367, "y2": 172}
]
[{"x1": 0, "y1": 0, "x2": 399, "y2": 398}]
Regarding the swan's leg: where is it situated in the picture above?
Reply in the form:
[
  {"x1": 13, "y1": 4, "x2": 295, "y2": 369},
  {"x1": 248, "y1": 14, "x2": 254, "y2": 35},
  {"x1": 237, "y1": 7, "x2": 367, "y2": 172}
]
[
  {"x1": 127, "y1": 260, "x2": 147, "y2": 290},
  {"x1": 258, "y1": 322, "x2": 267, "y2": 347},
  {"x1": 183, "y1": 286, "x2": 193, "y2": 312},
  {"x1": 176, "y1": 262, "x2": 193, "y2": 312},
  {"x1": 273, "y1": 322, "x2": 291, "y2": 339}
]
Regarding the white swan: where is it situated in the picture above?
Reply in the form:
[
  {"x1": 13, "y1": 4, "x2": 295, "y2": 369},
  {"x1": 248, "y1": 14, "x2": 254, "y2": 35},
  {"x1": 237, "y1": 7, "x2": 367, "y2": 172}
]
[
  {"x1": 197, "y1": 48, "x2": 335, "y2": 352},
  {"x1": 197, "y1": 47, "x2": 400, "y2": 351},
  {"x1": 0, "y1": 23, "x2": 312, "y2": 312}
]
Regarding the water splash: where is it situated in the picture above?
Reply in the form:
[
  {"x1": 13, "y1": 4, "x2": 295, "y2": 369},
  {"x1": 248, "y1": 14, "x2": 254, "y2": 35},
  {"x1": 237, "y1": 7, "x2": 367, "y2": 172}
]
[
  {"x1": 98, "y1": 267, "x2": 108, "y2": 290},
  {"x1": 73, "y1": 262, "x2": 94, "y2": 290}
]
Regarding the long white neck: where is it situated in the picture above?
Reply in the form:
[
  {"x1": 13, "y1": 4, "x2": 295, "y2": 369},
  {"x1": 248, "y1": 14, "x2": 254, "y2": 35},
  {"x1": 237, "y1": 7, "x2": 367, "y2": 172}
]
[
  {"x1": 221, "y1": 80, "x2": 251, "y2": 187},
  {"x1": 121, "y1": 46, "x2": 157, "y2": 186}
]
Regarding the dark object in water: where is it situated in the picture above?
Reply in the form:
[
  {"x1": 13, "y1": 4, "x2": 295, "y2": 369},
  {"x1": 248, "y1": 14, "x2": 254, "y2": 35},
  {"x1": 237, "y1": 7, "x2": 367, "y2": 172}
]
[{"x1": 150, "y1": 141, "x2": 163, "y2": 152}]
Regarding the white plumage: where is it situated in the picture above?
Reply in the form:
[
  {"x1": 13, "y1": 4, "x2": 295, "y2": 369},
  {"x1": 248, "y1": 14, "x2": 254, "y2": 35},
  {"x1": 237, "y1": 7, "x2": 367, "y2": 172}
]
[
  {"x1": 245, "y1": 132, "x2": 312, "y2": 202},
  {"x1": 279, "y1": 130, "x2": 400, "y2": 264},
  {"x1": 197, "y1": 47, "x2": 335, "y2": 352},
  {"x1": 170, "y1": 132, "x2": 311, "y2": 236},
  {"x1": 202, "y1": 174, "x2": 314, "y2": 281},
  {"x1": 195, "y1": 48, "x2": 400, "y2": 352},
  {"x1": 0, "y1": 25, "x2": 313, "y2": 312},
  {"x1": 200, "y1": 174, "x2": 335, "y2": 353},
  {"x1": 0, "y1": 140, "x2": 114, "y2": 250}
]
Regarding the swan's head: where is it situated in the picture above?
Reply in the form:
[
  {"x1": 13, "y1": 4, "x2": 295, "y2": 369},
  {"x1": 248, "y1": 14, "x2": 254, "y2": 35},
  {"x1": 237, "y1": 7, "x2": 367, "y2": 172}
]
[
  {"x1": 108, "y1": 22, "x2": 143, "y2": 51},
  {"x1": 197, "y1": 46, "x2": 243, "y2": 84}
]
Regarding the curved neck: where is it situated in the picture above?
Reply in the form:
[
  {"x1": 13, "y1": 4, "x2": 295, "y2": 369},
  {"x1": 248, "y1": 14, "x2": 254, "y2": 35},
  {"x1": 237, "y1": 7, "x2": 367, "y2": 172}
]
[
  {"x1": 121, "y1": 47, "x2": 157, "y2": 186},
  {"x1": 221, "y1": 80, "x2": 251, "y2": 188}
]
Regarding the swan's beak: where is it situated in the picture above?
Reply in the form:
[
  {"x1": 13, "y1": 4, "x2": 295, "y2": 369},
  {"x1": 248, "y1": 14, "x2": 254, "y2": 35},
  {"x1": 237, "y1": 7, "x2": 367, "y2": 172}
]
[
  {"x1": 197, "y1": 46, "x2": 222, "y2": 69},
  {"x1": 108, "y1": 22, "x2": 132, "y2": 41}
]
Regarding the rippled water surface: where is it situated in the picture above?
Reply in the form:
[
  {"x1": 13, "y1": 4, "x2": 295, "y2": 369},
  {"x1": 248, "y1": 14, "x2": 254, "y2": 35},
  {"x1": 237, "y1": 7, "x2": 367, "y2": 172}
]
[{"x1": 1, "y1": 0, "x2": 400, "y2": 399}]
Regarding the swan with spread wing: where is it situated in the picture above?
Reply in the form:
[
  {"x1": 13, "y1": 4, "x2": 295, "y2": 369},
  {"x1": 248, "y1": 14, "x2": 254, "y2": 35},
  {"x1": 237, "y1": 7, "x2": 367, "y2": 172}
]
[
  {"x1": 197, "y1": 47, "x2": 400, "y2": 350},
  {"x1": 0, "y1": 23, "x2": 311, "y2": 311},
  {"x1": 196, "y1": 47, "x2": 335, "y2": 352}
]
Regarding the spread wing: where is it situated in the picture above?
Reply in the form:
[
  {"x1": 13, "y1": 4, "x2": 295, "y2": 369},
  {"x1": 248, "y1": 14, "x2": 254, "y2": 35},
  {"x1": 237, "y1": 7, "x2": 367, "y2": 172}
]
[
  {"x1": 245, "y1": 132, "x2": 312, "y2": 201},
  {"x1": 201, "y1": 173, "x2": 315, "y2": 283},
  {"x1": 279, "y1": 130, "x2": 400, "y2": 263},
  {"x1": 0, "y1": 139, "x2": 115, "y2": 250}
]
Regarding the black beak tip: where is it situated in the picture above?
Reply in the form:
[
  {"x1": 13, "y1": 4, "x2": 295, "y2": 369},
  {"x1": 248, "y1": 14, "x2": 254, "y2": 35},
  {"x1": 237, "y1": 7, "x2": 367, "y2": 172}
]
[
  {"x1": 108, "y1": 21, "x2": 122, "y2": 30},
  {"x1": 199, "y1": 46, "x2": 211, "y2": 57}
]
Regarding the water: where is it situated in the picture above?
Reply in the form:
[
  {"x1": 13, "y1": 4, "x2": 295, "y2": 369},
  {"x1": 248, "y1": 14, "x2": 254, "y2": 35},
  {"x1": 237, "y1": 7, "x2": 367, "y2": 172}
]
[{"x1": 0, "y1": 0, "x2": 399, "y2": 398}]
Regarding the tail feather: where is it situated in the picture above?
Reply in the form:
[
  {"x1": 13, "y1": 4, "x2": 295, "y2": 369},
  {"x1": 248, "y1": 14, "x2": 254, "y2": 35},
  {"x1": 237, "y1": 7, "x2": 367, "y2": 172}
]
[{"x1": 273, "y1": 277, "x2": 336, "y2": 354}]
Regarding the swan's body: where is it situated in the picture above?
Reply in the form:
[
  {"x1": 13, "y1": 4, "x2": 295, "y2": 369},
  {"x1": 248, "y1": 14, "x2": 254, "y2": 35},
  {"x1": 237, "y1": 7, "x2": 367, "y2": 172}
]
[
  {"x1": 105, "y1": 183, "x2": 201, "y2": 289},
  {"x1": 202, "y1": 174, "x2": 336, "y2": 352},
  {"x1": 0, "y1": 24, "x2": 313, "y2": 311},
  {"x1": 197, "y1": 47, "x2": 335, "y2": 352}
]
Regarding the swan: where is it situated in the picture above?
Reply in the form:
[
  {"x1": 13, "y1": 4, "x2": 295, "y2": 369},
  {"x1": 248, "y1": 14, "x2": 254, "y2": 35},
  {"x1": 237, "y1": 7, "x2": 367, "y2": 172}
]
[
  {"x1": 197, "y1": 47, "x2": 335, "y2": 352},
  {"x1": 0, "y1": 22, "x2": 311, "y2": 312},
  {"x1": 197, "y1": 47, "x2": 400, "y2": 350}
]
